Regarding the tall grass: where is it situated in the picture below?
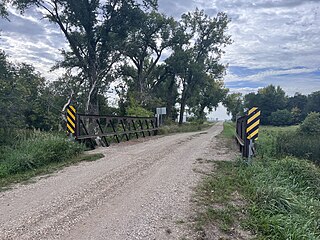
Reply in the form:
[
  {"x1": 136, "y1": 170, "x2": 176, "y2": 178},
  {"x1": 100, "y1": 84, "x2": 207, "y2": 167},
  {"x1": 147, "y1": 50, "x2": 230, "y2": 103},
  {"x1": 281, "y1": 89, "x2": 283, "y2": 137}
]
[
  {"x1": 256, "y1": 125, "x2": 320, "y2": 165},
  {"x1": 0, "y1": 131, "x2": 85, "y2": 178},
  {"x1": 240, "y1": 158, "x2": 320, "y2": 239},
  {"x1": 194, "y1": 122, "x2": 320, "y2": 239}
]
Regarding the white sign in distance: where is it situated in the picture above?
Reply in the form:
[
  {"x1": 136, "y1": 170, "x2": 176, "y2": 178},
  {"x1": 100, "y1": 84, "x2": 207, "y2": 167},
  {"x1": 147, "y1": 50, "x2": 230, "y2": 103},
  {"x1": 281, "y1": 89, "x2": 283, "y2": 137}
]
[{"x1": 156, "y1": 107, "x2": 167, "y2": 115}]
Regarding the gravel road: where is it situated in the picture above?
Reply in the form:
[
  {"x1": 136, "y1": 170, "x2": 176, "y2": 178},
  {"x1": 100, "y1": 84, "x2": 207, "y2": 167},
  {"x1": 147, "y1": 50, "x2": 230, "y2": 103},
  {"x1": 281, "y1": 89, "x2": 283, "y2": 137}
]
[{"x1": 0, "y1": 122, "x2": 230, "y2": 240}]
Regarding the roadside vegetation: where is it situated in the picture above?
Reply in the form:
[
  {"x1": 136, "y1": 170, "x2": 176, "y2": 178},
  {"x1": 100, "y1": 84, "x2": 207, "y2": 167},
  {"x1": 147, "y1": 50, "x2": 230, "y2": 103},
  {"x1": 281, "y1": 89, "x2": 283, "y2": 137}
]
[
  {"x1": 194, "y1": 118, "x2": 320, "y2": 239},
  {"x1": 0, "y1": 130, "x2": 103, "y2": 189},
  {"x1": 158, "y1": 121, "x2": 215, "y2": 135}
]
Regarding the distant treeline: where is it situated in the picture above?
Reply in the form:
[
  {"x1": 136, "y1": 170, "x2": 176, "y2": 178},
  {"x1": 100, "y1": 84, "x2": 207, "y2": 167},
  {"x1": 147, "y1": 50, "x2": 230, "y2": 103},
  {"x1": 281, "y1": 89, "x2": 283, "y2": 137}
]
[{"x1": 224, "y1": 85, "x2": 320, "y2": 126}]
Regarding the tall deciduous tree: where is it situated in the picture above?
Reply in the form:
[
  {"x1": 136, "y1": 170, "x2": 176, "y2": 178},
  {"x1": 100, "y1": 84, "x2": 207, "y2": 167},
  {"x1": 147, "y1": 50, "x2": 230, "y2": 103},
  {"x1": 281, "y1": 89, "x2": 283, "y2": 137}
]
[
  {"x1": 11, "y1": 0, "x2": 157, "y2": 114},
  {"x1": 188, "y1": 76, "x2": 228, "y2": 120},
  {"x1": 121, "y1": 11, "x2": 176, "y2": 105},
  {"x1": 169, "y1": 9, "x2": 231, "y2": 124}
]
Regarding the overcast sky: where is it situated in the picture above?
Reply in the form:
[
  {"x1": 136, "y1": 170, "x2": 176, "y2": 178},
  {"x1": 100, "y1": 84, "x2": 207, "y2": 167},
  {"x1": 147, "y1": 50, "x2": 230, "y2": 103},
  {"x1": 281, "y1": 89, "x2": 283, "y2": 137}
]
[{"x1": 0, "y1": 0, "x2": 319, "y2": 119}]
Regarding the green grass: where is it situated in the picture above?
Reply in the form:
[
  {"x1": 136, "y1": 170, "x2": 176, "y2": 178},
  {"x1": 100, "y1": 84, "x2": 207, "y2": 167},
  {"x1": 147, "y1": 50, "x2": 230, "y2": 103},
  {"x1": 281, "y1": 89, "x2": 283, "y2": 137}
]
[
  {"x1": 256, "y1": 125, "x2": 320, "y2": 165},
  {"x1": 195, "y1": 160, "x2": 246, "y2": 235},
  {"x1": 194, "y1": 122, "x2": 320, "y2": 239},
  {"x1": 158, "y1": 121, "x2": 214, "y2": 135},
  {"x1": 0, "y1": 131, "x2": 104, "y2": 189},
  {"x1": 221, "y1": 121, "x2": 235, "y2": 138}
]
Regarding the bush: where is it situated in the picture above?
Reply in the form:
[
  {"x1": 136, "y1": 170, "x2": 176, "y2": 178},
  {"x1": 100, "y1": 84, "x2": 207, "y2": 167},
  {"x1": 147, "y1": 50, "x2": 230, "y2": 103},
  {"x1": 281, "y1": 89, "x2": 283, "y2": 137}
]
[
  {"x1": 0, "y1": 132, "x2": 85, "y2": 178},
  {"x1": 299, "y1": 112, "x2": 320, "y2": 135},
  {"x1": 269, "y1": 109, "x2": 292, "y2": 126}
]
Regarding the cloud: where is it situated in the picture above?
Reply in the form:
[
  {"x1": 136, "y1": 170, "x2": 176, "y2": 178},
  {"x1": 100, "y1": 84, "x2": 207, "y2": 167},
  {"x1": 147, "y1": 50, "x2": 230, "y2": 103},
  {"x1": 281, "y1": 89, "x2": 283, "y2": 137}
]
[
  {"x1": 0, "y1": 6, "x2": 67, "y2": 80},
  {"x1": 0, "y1": 0, "x2": 319, "y2": 97}
]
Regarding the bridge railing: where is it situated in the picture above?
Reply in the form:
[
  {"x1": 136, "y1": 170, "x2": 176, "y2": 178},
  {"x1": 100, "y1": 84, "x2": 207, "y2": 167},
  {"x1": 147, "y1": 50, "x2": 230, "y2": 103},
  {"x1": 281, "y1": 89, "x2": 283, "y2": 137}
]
[{"x1": 75, "y1": 114, "x2": 158, "y2": 147}]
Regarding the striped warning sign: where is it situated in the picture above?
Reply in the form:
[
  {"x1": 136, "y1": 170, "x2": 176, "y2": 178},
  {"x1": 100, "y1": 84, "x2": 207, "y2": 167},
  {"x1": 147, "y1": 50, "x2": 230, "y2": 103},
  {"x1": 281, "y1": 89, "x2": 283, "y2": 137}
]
[
  {"x1": 67, "y1": 105, "x2": 76, "y2": 134},
  {"x1": 246, "y1": 107, "x2": 260, "y2": 140}
]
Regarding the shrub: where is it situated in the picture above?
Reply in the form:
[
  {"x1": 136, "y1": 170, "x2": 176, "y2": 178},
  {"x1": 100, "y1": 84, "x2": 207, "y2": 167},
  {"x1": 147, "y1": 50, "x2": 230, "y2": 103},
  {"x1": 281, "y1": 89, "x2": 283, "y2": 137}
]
[
  {"x1": 269, "y1": 109, "x2": 293, "y2": 126},
  {"x1": 299, "y1": 112, "x2": 320, "y2": 135},
  {"x1": 0, "y1": 132, "x2": 85, "y2": 178}
]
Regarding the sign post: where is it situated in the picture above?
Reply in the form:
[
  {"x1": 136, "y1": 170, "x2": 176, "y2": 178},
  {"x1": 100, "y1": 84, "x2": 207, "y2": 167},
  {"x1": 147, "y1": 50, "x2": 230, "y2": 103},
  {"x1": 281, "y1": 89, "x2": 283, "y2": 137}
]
[
  {"x1": 156, "y1": 107, "x2": 166, "y2": 126},
  {"x1": 246, "y1": 107, "x2": 261, "y2": 161}
]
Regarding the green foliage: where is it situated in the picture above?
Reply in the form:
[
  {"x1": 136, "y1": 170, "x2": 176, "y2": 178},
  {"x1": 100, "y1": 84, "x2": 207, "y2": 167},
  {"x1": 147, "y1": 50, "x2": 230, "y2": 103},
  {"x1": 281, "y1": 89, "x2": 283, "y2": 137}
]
[
  {"x1": 244, "y1": 85, "x2": 287, "y2": 125},
  {"x1": 0, "y1": 132, "x2": 85, "y2": 178},
  {"x1": 299, "y1": 112, "x2": 320, "y2": 136},
  {"x1": 0, "y1": 51, "x2": 57, "y2": 130},
  {"x1": 239, "y1": 158, "x2": 320, "y2": 240},
  {"x1": 305, "y1": 91, "x2": 320, "y2": 113},
  {"x1": 168, "y1": 9, "x2": 232, "y2": 124},
  {"x1": 269, "y1": 109, "x2": 292, "y2": 126},
  {"x1": 287, "y1": 93, "x2": 308, "y2": 122},
  {"x1": 256, "y1": 125, "x2": 319, "y2": 165},
  {"x1": 196, "y1": 124, "x2": 320, "y2": 239},
  {"x1": 188, "y1": 77, "x2": 228, "y2": 120},
  {"x1": 126, "y1": 98, "x2": 154, "y2": 117},
  {"x1": 222, "y1": 122, "x2": 235, "y2": 139},
  {"x1": 223, "y1": 93, "x2": 243, "y2": 121}
]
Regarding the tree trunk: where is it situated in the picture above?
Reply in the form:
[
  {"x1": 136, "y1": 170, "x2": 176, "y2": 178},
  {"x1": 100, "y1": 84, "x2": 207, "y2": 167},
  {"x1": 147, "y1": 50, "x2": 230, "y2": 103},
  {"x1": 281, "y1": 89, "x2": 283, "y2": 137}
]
[
  {"x1": 179, "y1": 87, "x2": 187, "y2": 125},
  {"x1": 166, "y1": 75, "x2": 176, "y2": 121},
  {"x1": 198, "y1": 104, "x2": 206, "y2": 122}
]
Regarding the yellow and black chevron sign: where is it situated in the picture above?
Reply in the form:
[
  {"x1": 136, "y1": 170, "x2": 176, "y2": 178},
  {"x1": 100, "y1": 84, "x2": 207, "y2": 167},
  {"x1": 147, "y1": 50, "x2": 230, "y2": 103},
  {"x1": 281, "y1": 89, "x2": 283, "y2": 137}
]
[
  {"x1": 246, "y1": 107, "x2": 261, "y2": 140},
  {"x1": 67, "y1": 105, "x2": 76, "y2": 135}
]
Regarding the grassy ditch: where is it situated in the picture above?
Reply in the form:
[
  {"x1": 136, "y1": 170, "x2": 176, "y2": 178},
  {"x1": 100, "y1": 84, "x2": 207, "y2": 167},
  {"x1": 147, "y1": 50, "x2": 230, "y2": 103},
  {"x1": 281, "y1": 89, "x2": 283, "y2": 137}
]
[
  {"x1": 194, "y1": 122, "x2": 320, "y2": 240},
  {"x1": 0, "y1": 130, "x2": 103, "y2": 189},
  {"x1": 256, "y1": 125, "x2": 320, "y2": 165},
  {"x1": 158, "y1": 121, "x2": 214, "y2": 135}
]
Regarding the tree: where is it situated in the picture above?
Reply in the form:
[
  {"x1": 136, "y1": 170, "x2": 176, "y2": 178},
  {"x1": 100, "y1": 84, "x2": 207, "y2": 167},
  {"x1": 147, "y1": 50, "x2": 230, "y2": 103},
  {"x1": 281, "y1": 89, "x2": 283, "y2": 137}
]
[
  {"x1": 223, "y1": 93, "x2": 243, "y2": 121},
  {"x1": 299, "y1": 112, "x2": 320, "y2": 135},
  {"x1": 0, "y1": 51, "x2": 53, "y2": 130},
  {"x1": 306, "y1": 91, "x2": 320, "y2": 114},
  {"x1": 11, "y1": 0, "x2": 157, "y2": 115},
  {"x1": 121, "y1": 11, "x2": 176, "y2": 105},
  {"x1": 169, "y1": 9, "x2": 231, "y2": 124},
  {"x1": 269, "y1": 109, "x2": 292, "y2": 126},
  {"x1": 244, "y1": 85, "x2": 287, "y2": 125},
  {"x1": 287, "y1": 92, "x2": 308, "y2": 112},
  {"x1": 188, "y1": 76, "x2": 228, "y2": 121}
]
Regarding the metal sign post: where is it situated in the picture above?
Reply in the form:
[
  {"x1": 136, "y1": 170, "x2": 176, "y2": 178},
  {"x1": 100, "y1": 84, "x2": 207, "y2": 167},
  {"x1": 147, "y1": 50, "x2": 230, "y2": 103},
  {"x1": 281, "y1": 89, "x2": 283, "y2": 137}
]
[{"x1": 156, "y1": 107, "x2": 166, "y2": 126}]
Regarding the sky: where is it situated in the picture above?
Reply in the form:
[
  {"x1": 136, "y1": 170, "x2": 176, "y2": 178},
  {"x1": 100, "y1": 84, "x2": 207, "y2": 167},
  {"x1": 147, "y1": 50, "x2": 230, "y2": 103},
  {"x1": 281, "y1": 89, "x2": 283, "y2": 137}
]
[{"x1": 0, "y1": 0, "x2": 320, "y2": 120}]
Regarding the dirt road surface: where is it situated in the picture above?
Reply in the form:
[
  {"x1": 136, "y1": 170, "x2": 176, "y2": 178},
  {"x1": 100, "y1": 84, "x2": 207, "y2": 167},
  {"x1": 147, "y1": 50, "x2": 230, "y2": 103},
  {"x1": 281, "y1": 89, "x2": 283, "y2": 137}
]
[{"x1": 0, "y1": 122, "x2": 232, "y2": 240}]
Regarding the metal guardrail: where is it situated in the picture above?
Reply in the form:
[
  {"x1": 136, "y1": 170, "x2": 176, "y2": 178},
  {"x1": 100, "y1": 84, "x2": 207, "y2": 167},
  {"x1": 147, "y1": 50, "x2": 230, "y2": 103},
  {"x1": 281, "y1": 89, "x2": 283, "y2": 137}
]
[
  {"x1": 74, "y1": 114, "x2": 158, "y2": 148},
  {"x1": 235, "y1": 115, "x2": 249, "y2": 158}
]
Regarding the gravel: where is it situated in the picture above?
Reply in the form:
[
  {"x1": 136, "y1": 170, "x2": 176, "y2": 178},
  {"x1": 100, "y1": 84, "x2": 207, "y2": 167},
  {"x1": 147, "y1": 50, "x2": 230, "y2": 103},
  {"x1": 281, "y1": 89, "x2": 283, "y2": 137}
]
[{"x1": 0, "y1": 122, "x2": 226, "y2": 240}]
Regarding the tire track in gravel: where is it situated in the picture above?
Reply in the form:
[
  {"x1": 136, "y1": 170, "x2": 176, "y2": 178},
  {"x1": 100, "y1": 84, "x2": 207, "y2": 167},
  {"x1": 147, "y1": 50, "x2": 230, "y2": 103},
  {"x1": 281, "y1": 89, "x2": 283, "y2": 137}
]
[{"x1": 0, "y1": 123, "x2": 224, "y2": 240}]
